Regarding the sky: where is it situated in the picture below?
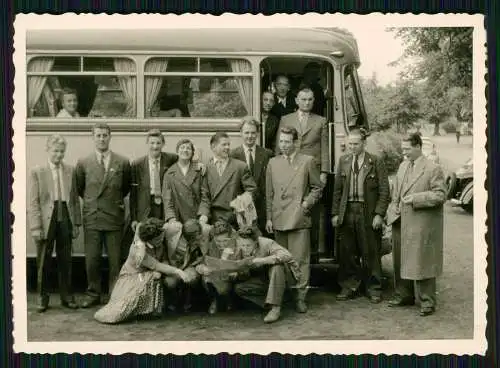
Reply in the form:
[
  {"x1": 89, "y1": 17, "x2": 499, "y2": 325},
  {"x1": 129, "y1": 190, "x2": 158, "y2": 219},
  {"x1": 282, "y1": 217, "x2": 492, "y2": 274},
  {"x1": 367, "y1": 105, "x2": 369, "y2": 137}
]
[{"x1": 346, "y1": 26, "x2": 405, "y2": 86}]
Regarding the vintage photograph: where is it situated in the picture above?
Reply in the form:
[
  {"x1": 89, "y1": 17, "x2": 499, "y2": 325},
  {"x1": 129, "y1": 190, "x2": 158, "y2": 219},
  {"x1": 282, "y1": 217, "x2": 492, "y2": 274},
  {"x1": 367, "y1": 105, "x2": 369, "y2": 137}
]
[{"x1": 12, "y1": 14, "x2": 487, "y2": 355}]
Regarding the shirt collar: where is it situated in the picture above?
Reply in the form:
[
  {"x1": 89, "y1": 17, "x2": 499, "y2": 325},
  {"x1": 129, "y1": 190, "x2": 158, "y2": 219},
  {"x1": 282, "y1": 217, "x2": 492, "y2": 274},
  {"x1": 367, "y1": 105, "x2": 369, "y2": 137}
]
[
  {"x1": 96, "y1": 150, "x2": 110, "y2": 160},
  {"x1": 243, "y1": 144, "x2": 256, "y2": 154},
  {"x1": 149, "y1": 154, "x2": 161, "y2": 164},
  {"x1": 284, "y1": 151, "x2": 297, "y2": 162},
  {"x1": 48, "y1": 160, "x2": 62, "y2": 170},
  {"x1": 214, "y1": 156, "x2": 229, "y2": 165},
  {"x1": 353, "y1": 151, "x2": 366, "y2": 162},
  {"x1": 410, "y1": 154, "x2": 423, "y2": 166}
]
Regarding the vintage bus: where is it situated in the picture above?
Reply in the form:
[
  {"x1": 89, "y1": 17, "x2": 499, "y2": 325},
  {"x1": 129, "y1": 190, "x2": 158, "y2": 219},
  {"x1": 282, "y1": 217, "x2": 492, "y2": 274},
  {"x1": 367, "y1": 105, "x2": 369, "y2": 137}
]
[{"x1": 26, "y1": 28, "x2": 369, "y2": 268}]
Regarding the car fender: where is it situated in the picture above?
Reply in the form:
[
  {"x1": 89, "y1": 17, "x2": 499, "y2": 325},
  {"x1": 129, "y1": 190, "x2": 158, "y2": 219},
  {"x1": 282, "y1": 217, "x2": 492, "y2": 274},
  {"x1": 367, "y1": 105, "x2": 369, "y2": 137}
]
[
  {"x1": 459, "y1": 181, "x2": 473, "y2": 205},
  {"x1": 446, "y1": 173, "x2": 457, "y2": 200}
]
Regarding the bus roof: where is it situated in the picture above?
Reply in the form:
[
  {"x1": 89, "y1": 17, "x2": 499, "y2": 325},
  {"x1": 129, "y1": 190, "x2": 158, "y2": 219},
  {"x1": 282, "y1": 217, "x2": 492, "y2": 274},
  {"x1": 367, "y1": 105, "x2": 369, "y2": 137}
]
[{"x1": 27, "y1": 28, "x2": 360, "y2": 64}]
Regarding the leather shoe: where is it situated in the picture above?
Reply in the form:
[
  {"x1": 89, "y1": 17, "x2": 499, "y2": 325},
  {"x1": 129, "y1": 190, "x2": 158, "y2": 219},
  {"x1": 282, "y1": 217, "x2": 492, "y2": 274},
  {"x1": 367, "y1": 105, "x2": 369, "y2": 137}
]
[
  {"x1": 387, "y1": 295, "x2": 415, "y2": 307},
  {"x1": 336, "y1": 288, "x2": 356, "y2": 301},
  {"x1": 61, "y1": 299, "x2": 79, "y2": 309},
  {"x1": 296, "y1": 300, "x2": 308, "y2": 313},
  {"x1": 264, "y1": 306, "x2": 281, "y2": 323},
  {"x1": 36, "y1": 296, "x2": 49, "y2": 313},
  {"x1": 80, "y1": 295, "x2": 100, "y2": 308},
  {"x1": 208, "y1": 299, "x2": 218, "y2": 315},
  {"x1": 419, "y1": 307, "x2": 435, "y2": 317}
]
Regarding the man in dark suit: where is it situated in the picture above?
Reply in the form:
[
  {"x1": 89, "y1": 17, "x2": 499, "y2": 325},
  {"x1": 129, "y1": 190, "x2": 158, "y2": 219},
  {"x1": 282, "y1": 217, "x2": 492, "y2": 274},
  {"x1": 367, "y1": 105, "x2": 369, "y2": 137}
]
[
  {"x1": 75, "y1": 123, "x2": 131, "y2": 308},
  {"x1": 271, "y1": 75, "x2": 297, "y2": 119},
  {"x1": 331, "y1": 128, "x2": 390, "y2": 303},
  {"x1": 266, "y1": 127, "x2": 323, "y2": 313},
  {"x1": 261, "y1": 91, "x2": 280, "y2": 151},
  {"x1": 130, "y1": 129, "x2": 179, "y2": 229},
  {"x1": 276, "y1": 85, "x2": 329, "y2": 258},
  {"x1": 230, "y1": 117, "x2": 274, "y2": 236},
  {"x1": 29, "y1": 135, "x2": 81, "y2": 312},
  {"x1": 198, "y1": 131, "x2": 257, "y2": 228}
]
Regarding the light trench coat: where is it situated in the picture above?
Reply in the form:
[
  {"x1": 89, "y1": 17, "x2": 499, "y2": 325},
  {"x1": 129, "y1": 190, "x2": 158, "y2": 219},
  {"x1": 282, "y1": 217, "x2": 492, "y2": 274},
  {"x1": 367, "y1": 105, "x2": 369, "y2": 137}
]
[{"x1": 387, "y1": 156, "x2": 446, "y2": 280}]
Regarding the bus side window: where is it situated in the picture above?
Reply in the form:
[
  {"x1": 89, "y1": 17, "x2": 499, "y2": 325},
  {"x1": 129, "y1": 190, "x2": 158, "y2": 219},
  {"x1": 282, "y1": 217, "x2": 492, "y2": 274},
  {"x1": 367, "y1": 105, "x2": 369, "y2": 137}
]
[{"x1": 344, "y1": 68, "x2": 361, "y2": 128}]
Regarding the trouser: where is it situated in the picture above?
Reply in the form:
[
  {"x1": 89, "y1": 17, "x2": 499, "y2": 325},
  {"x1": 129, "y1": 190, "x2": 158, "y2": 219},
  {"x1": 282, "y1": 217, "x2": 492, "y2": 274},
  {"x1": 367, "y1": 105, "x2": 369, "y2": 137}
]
[
  {"x1": 275, "y1": 229, "x2": 310, "y2": 301},
  {"x1": 149, "y1": 196, "x2": 164, "y2": 220},
  {"x1": 163, "y1": 267, "x2": 200, "y2": 306},
  {"x1": 234, "y1": 264, "x2": 287, "y2": 307},
  {"x1": 310, "y1": 202, "x2": 325, "y2": 257},
  {"x1": 392, "y1": 222, "x2": 437, "y2": 309},
  {"x1": 84, "y1": 228, "x2": 122, "y2": 296},
  {"x1": 336, "y1": 202, "x2": 382, "y2": 296},
  {"x1": 36, "y1": 203, "x2": 73, "y2": 302}
]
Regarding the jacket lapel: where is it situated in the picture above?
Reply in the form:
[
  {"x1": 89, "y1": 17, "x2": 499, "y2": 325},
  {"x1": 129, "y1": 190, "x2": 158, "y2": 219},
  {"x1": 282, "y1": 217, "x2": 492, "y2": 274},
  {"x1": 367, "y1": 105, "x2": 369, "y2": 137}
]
[
  {"x1": 98, "y1": 153, "x2": 117, "y2": 196},
  {"x1": 254, "y1": 146, "x2": 265, "y2": 181},
  {"x1": 62, "y1": 163, "x2": 72, "y2": 201},
  {"x1": 402, "y1": 157, "x2": 426, "y2": 197},
  {"x1": 42, "y1": 166, "x2": 54, "y2": 202},
  {"x1": 360, "y1": 153, "x2": 374, "y2": 184},
  {"x1": 301, "y1": 113, "x2": 316, "y2": 136},
  {"x1": 281, "y1": 154, "x2": 303, "y2": 195},
  {"x1": 212, "y1": 158, "x2": 236, "y2": 198}
]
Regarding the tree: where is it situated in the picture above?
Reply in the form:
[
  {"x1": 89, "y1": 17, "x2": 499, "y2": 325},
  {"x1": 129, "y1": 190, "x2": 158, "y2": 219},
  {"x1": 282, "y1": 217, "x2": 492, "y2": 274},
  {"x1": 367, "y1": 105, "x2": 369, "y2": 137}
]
[{"x1": 390, "y1": 27, "x2": 473, "y2": 134}]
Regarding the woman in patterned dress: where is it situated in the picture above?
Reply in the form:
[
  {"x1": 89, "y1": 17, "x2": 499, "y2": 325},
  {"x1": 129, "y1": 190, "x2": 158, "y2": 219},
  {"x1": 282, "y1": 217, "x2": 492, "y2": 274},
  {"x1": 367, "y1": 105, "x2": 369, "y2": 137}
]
[{"x1": 94, "y1": 218, "x2": 188, "y2": 324}]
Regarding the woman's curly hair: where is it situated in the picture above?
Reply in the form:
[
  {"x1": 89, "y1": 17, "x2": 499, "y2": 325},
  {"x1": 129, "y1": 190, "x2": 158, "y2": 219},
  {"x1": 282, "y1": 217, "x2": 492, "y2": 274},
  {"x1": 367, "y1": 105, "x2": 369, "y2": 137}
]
[
  {"x1": 138, "y1": 218, "x2": 164, "y2": 242},
  {"x1": 210, "y1": 220, "x2": 232, "y2": 238},
  {"x1": 237, "y1": 225, "x2": 260, "y2": 241}
]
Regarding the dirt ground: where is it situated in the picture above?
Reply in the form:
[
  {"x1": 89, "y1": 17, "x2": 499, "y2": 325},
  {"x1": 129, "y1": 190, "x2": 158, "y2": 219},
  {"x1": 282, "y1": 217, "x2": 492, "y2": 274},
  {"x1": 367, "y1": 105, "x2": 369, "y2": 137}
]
[{"x1": 25, "y1": 134, "x2": 476, "y2": 341}]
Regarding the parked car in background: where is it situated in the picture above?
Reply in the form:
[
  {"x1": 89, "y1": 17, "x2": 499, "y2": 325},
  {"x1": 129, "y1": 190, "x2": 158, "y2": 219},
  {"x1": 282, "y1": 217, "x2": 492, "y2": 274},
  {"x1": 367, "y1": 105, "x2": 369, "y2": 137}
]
[{"x1": 446, "y1": 158, "x2": 473, "y2": 213}]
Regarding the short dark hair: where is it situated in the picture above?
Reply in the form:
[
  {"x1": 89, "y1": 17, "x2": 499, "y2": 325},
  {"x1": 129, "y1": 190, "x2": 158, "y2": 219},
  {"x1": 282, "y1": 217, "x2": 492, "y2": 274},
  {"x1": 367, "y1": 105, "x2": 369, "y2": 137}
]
[
  {"x1": 60, "y1": 88, "x2": 77, "y2": 99},
  {"x1": 210, "y1": 220, "x2": 232, "y2": 238},
  {"x1": 274, "y1": 75, "x2": 290, "y2": 84},
  {"x1": 403, "y1": 132, "x2": 423, "y2": 148},
  {"x1": 138, "y1": 218, "x2": 164, "y2": 242},
  {"x1": 304, "y1": 61, "x2": 321, "y2": 72},
  {"x1": 280, "y1": 126, "x2": 299, "y2": 141},
  {"x1": 210, "y1": 131, "x2": 230, "y2": 146},
  {"x1": 146, "y1": 129, "x2": 165, "y2": 143},
  {"x1": 239, "y1": 116, "x2": 261, "y2": 132},
  {"x1": 348, "y1": 128, "x2": 369, "y2": 141},
  {"x1": 237, "y1": 225, "x2": 260, "y2": 241},
  {"x1": 175, "y1": 138, "x2": 195, "y2": 156},
  {"x1": 297, "y1": 83, "x2": 314, "y2": 95},
  {"x1": 92, "y1": 122, "x2": 111, "y2": 135},
  {"x1": 182, "y1": 219, "x2": 202, "y2": 242}
]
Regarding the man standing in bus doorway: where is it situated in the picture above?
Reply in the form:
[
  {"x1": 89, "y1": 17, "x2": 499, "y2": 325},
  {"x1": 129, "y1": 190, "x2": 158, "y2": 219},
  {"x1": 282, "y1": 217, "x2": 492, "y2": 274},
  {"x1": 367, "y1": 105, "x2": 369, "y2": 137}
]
[
  {"x1": 386, "y1": 133, "x2": 446, "y2": 317},
  {"x1": 271, "y1": 75, "x2": 297, "y2": 119},
  {"x1": 130, "y1": 129, "x2": 179, "y2": 229},
  {"x1": 75, "y1": 123, "x2": 131, "y2": 308},
  {"x1": 230, "y1": 117, "x2": 274, "y2": 237},
  {"x1": 276, "y1": 85, "x2": 329, "y2": 260},
  {"x1": 198, "y1": 132, "x2": 257, "y2": 228},
  {"x1": 29, "y1": 135, "x2": 81, "y2": 312},
  {"x1": 301, "y1": 62, "x2": 326, "y2": 117},
  {"x1": 261, "y1": 91, "x2": 280, "y2": 151},
  {"x1": 266, "y1": 127, "x2": 322, "y2": 313},
  {"x1": 331, "y1": 128, "x2": 389, "y2": 304}
]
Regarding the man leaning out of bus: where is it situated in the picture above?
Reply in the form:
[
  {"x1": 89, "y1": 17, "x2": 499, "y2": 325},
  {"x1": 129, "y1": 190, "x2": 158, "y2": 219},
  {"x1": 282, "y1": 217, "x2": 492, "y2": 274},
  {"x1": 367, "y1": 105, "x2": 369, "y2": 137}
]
[{"x1": 56, "y1": 88, "x2": 80, "y2": 118}]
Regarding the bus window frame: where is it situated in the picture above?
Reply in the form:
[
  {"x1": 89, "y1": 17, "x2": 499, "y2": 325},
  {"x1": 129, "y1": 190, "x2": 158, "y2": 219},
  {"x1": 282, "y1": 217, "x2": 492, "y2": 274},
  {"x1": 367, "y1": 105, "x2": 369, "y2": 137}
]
[
  {"x1": 26, "y1": 54, "x2": 138, "y2": 119},
  {"x1": 341, "y1": 64, "x2": 364, "y2": 131}
]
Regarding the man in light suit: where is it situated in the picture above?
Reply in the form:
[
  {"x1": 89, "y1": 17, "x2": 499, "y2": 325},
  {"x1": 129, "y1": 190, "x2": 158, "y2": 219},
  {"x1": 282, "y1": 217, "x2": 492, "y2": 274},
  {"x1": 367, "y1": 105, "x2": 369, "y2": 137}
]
[
  {"x1": 130, "y1": 129, "x2": 179, "y2": 228},
  {"x1": 75, "y1": 123, "x2": 131, "y2": 308},
  {"x1": 198, "y1": 131, "x2": 257, "y2": 228},
  {"x1": 29, "y1": 135, "x2": 81, "y2": 312},
  {"x1": 266, "y1": 127, "x2": 322, "y2": 313},
  {"x1": 276, "y1": 85, "x2": 329, "y2": 258},
  {"x1": 331, "y1": 129, "x2": 390, "y2": 303},
  {"x1": 230, "y1": 117, "x2": 274, "y2": 236},
  {"x1": 386, "y1": 133, "x2": 446, "y2": 317}
]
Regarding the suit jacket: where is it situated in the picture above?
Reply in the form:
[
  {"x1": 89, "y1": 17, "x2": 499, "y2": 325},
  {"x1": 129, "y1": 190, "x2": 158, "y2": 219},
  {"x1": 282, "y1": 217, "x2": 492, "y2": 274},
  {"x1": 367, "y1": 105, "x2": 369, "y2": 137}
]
[
  {"x1": 271, "y1": 93, "x2": 297, "y2": 118},
  {"x1": 162, "y1": 162, "x2": 203, "y2": 223},
  {"x1": 29, "y1": 163, "x2": 82, "y2": 238},
  {"x1": 276, "y1": 111, "x2": 329, "y2": 173},
  {"x1": 75, "y1": 152, "x2": 131, "y2": 231},
  {"x1": 387, "y1": 156, "x2": 445, "y2": 279},
  {"x1": 263, "y1": 113, "x2": 280, "y2": 151},
  {"x1": 198, "y1": 157, "x2": 257, "y2": 224},
  {"x1": 130, "y1": 152, "x2": 178, "y2": 222},
  {"x1": 266, "y1": 153, "x2": 322, "y2": 231},
  {"x1": 230, "y1": 145, "x2": 274, "y2": 226},
  {"x1": 331, "y1": 152, "x2": 390, "y2": 226}
]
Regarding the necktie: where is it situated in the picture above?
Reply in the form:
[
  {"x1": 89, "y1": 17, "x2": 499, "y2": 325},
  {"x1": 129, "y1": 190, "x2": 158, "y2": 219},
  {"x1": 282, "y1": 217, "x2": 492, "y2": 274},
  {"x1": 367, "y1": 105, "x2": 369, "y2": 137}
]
[
  {"x1": 55, "y1": 165, "x2": 63, "y2": 222},
  {"x1": 153, "y1": 159, "x2": 161, "y2": 196},
  {"x1": 248, "y1": 148, "x2": 255, "y2": 175},
  {"x1": 99, "y1": 154, "x2": 106, "y2": 174},
  {"x1": 353, "y1": 155, "x2": 359, "y2": 201},
  {"x1": 216, "y1": 161, "x2": 224, "y2": 176},
  {"x1": 353, "y1": 154, "x2": 359, "y2": 174}
]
